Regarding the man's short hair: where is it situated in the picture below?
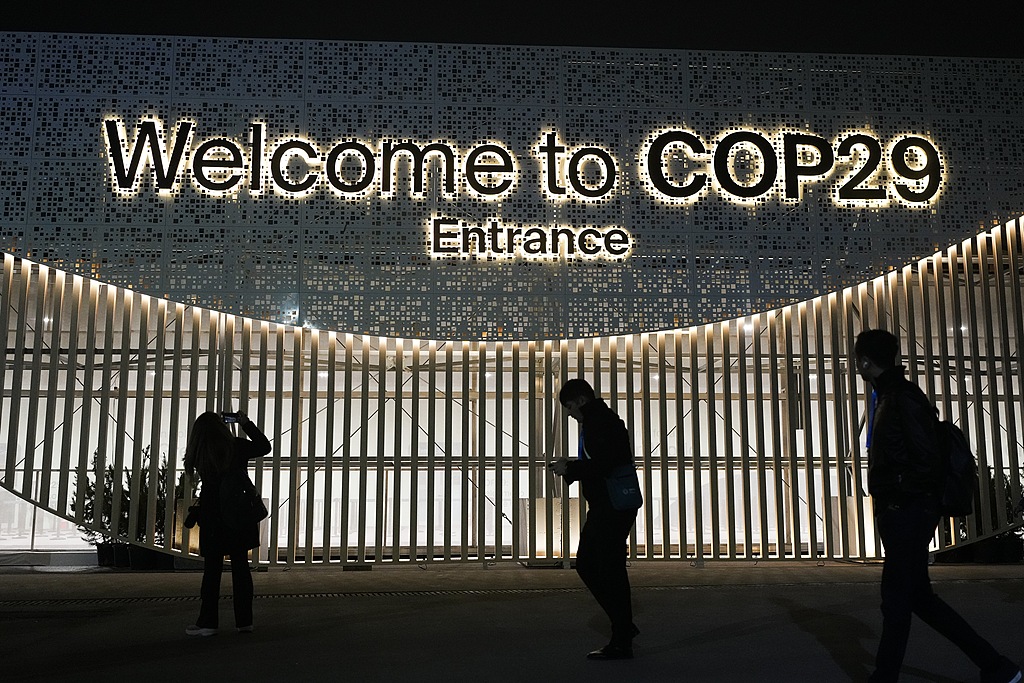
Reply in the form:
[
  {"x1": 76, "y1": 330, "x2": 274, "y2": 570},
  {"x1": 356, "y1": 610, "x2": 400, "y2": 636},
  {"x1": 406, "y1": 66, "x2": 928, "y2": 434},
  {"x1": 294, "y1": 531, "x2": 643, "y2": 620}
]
[
  {"x1": 559, "y1": 378, "x2": 596, "y2": 406},
  {"x1": 854, "y1": 329, "x2": 900, "y2": 369}
]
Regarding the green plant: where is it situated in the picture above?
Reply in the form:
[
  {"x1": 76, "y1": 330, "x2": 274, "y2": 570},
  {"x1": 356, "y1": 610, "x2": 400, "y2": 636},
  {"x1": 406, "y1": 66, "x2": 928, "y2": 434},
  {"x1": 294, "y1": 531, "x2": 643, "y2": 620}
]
[
  {"x1": 72, "y1": 446, "x2": 173, "y2": 546},
  {"x1": 938, "y1": 465, "x2": 1023, "y2": 563}
]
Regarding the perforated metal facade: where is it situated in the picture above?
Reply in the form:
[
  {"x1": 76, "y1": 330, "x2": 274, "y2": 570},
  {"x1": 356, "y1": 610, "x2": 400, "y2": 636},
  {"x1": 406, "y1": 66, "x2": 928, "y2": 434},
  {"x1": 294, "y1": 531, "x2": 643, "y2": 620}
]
[{"x1": 2, "y1": 33, "x2": 1022, "y2": 339}]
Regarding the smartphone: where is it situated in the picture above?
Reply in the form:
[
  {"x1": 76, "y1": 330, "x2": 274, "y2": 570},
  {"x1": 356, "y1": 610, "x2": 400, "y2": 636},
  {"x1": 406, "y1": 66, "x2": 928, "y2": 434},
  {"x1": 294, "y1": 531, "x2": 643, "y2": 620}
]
[{"x1": 221, "y1": 411, "x2": 239, "y2": 423}]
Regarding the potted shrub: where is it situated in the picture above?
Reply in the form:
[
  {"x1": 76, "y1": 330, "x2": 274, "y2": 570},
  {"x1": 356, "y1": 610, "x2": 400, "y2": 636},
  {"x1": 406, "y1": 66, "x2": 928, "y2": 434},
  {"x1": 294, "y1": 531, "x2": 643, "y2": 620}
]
[
  {"x1": 72, "y1": 453, "x2": 130, "y2": 567},
  {"x1": 937, "y1": 466, "x2": 1023, "y2": 563},
  {"x1": 73, "y1": 446, "x2": 175, "y2": 569}
]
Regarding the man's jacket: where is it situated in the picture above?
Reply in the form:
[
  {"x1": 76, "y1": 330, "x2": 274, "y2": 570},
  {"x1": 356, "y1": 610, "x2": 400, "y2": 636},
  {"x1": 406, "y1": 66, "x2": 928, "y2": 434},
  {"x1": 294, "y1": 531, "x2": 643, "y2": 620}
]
[
  {"x1": 564, "y1": 398, "x2": 634, "y2": 515},
  {"x1": 867, "y1": 366, "x2": 945, "y2": 509}
]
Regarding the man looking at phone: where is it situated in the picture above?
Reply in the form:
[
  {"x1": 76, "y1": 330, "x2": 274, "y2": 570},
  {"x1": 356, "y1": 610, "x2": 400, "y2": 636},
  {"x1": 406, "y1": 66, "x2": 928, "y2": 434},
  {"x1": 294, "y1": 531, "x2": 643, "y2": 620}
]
[{"x1": 549, "y1": 378, "x2": 640, "y2": 660}]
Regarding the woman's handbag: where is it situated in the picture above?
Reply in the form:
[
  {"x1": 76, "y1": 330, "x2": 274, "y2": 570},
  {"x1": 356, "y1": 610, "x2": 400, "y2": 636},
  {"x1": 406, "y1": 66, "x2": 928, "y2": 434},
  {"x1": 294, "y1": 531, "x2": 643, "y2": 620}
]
[
  {"x1": 605, "y1": 464, "x2": 643, "y2": 511},
  {"x1": 219, "y1": 467, "x2": 269, "y2": 530}
]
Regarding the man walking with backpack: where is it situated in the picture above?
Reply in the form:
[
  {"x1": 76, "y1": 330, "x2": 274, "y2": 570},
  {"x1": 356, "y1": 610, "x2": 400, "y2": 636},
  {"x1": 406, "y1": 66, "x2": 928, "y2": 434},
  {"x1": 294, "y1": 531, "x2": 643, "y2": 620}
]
[{"x1": 855, "y1": 329, "x2": 1020, "y2": 682}]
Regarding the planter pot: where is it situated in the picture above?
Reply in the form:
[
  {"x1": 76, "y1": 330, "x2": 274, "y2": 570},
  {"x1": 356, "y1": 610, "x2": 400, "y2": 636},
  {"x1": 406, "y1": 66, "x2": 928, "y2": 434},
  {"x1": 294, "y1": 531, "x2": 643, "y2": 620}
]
[
  {"x1": 974, "y1": 534, "x2": 1024, "y2": 563},
  {"x1": 935, "y1": 533, "x2": 1024, "y2": 564},
  {"x1": 95, "y1": 540, "x2": 130, "y2": 569},
  {"x1": 96, "y1": 543, "x2": 131, "y2": 567},
  {"x1": 128, "y1": 545, "x2": 175, "y2": 570}
]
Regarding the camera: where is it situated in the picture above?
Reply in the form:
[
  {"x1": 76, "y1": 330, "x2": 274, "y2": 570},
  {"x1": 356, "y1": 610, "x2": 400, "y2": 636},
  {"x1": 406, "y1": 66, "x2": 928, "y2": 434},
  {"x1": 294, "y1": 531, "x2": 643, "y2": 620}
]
[{"x1": 221, "y1": 411, "x2": 239, "y2": 423}]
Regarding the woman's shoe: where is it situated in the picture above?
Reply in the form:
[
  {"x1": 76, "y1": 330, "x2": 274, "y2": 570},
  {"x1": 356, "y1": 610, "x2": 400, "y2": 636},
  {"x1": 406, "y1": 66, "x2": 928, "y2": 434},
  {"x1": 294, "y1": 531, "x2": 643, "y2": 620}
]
[
  {"x1": 586, "y1": 643, "x2": 633, "y2": 660},
  {"x1": 185, "y1": 624, "x2": 218, "y2": 637}
]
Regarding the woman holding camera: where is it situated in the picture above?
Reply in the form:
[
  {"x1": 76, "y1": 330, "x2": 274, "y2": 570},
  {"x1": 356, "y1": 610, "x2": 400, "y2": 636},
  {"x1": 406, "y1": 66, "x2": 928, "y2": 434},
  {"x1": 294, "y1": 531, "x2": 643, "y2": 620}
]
[{"x1": 183, "y1": 410, "x2": 271, "y2": 636}]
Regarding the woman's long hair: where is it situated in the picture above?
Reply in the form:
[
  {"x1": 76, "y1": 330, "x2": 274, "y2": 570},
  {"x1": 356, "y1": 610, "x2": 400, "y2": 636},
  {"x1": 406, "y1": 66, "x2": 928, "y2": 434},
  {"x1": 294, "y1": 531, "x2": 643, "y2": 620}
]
[{"x1": 184, "y1": 412, "x2": 235, "y2": 482}]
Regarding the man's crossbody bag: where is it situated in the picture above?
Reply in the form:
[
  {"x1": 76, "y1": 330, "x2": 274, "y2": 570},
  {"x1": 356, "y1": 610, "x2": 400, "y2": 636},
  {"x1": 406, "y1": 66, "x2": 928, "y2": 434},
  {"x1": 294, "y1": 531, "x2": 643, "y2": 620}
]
[{"x1": 581, "y1": 434, "x2": 643, "y2": 511}]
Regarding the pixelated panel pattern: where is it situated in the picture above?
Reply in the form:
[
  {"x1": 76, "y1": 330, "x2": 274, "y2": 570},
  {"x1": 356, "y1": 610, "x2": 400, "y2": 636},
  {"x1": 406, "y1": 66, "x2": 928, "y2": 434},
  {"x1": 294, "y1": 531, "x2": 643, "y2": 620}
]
[{"x1": 1, "y1": 32, "x2": 1022, "y2": 340}]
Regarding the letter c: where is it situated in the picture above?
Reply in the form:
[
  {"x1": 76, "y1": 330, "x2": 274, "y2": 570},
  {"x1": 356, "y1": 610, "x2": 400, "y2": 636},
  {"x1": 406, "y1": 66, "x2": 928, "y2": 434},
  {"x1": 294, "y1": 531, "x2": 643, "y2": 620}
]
[
  {"x1": 271, "y1": 140, "x2": 319, "y2": 193},
  {"x1": 645, "y1": 131, "x2": 708, "y2": 198}
]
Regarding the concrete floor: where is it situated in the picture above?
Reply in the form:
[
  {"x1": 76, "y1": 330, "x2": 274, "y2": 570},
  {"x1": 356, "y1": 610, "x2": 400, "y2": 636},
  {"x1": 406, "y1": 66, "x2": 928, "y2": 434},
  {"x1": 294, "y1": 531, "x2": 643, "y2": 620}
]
[{"x1": 1, "y1": 560, "x2": 1022, "y2": 682}]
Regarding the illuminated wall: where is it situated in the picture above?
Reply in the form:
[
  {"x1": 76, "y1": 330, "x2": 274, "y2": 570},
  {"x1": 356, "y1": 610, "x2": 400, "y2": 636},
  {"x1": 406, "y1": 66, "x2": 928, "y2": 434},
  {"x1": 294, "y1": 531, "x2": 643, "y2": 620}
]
[
  {"x1": 1, "y1": 32, "x2": 1022, "y2": 339},
  {"x1": 1, "y1": 33, "x2": 1022, "y2": 562},
  {"x1": 1, "y1": 217, "x2": 1022, "y2": 562}
]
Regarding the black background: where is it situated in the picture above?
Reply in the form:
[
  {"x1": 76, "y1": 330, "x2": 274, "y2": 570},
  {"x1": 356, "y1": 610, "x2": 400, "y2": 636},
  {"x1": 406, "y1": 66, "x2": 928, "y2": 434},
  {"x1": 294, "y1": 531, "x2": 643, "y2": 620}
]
[{"x1": 3, "y1": 1, "x2": 1022, "y2": 58}]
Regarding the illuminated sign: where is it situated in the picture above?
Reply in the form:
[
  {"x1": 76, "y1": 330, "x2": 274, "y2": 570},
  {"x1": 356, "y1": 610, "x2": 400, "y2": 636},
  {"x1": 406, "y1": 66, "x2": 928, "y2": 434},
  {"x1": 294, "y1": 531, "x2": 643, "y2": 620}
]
[
  {"x1": 103, "y1": 118, "x2": 945, "y2": 260},
  {"x1": 430, "y1": 218, "x2": 631, "y2": 260}
]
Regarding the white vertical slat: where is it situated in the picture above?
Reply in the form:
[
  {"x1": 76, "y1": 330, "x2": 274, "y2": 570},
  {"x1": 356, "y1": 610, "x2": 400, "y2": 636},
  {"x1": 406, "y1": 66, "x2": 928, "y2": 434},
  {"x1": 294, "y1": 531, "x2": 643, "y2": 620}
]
[
  {"x1": 825, "y1": 292, "x2": 852, "y2": 559},
  {"x1": 797, "y1": 302, "x2": 818, "y2": 558},
  {"x1": 292, "y1": 326, "x2": 308, "y2": 561},
  {"x1": 720, "y1": 322, "x2": 737, "y2": 559},
  {"x1": 151, "y1": 298, "x2": 170, "y2": 549},
  {"x1": 169, "y1": 303, "x2": 190, "y2": 551},
  {"x1": 375, "y1": 337, "x2": 388, "y2": 562},
  {"x1": 526, "y1": 340, "x2": 538, "y2": 561},
  {"x1": 811, "y1": 297, "x2": 833, "y2": 558},
  {"x1": 541, "y1": 339, "x2": 555, "y2": 562},
  {"x1": 271, "y1": 324, "x2": 287, "y2": 563},
  {"x1": 780, "y1": 306, "x2": 800, "y2": 557},
  {"x1": 459, "y1": 340, "x2": 471, "y2": 561},
  {"x1": 735, "y1": 319, "x2": 753, "y2": 559},
  {"x1": 703, "y1": 325, "x2": 721, "y2": 557},
  {"x1": 656, "y1": 332, "x2": 671, "y2": 559},
  {"x1": 672, "y1": 330, "x2": 689, "y2": 559},
  {"x1": 306, "y1": 328, "x2": 320, "y2": 560},
  {"x1": 22, "y1": 264, "x2": 49, "y2": 502},
  {"x1": 324, "y1": 331, "x2": 337, "y2": 562},
  {"x1": 687, "y1": 329, "x2": 704, "y2": 561},
  {"x1": 425, "y1": 339, "x2": 437, "y2": 561},
  {"x1": 634, "y1": 333, "x2": 651, "y2": 557},
  {"x1": 109, "y1": 289, "x2": 133, "y2": 540},
  {"x1": 356, "y1": 334, "x2": 370, "y2": 562},
  {"x1": 392, "y1": 337, "x2": 405, "y2": 563},
  {"x1": 0, "y1": 257, "x2": 15, "y2": 495},
  {"x1": 493, "y1": 340, "x2": 503, "y2": 558},
  {"x1": 766, "y1": 310, "x2": 786, "y2": 558},
  {"x1": 40, "y1": 268, "x2": 64, "y2": 509},
  {"x1": 475, "y1": 339, "x2": 487, "y2": 562},
  {"x1": 57, "y1": 272, "x2": 82, "y2": 510},
  {"x1": 557, "y1": 338, "x2": 570, "y2": 564},
  {"x1": 5, "y1": 261, "x2": 31, "y2": 492},
  {"x1": 134, "y1": 294, "x2": 153, "y2": 545},
  {"x1": 408, "y1": 339, "x2": 421, "y2": 561},
  {"x1": 254, "y1": 320, "x2": 272, "y2": 563},
  {"x1": 750, "y1": 315, "x2": 769, "y2": 558},
  {"x1": 442, "y1": 341, "x2": 454, "y2": 561},
  {"x1": 510, "y1": 340, "x2": 521, "y2": 560},
  {"x1": 340, "y1": 333, "x2": 355, "y2": 563}
]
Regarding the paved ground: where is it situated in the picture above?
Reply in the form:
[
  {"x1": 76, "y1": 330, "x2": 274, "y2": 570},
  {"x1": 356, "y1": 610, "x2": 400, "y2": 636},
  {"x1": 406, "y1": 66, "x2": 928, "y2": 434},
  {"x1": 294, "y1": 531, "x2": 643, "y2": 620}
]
[{"x1": 1, "y1": 560, "x2": 1022, "y2": 682}]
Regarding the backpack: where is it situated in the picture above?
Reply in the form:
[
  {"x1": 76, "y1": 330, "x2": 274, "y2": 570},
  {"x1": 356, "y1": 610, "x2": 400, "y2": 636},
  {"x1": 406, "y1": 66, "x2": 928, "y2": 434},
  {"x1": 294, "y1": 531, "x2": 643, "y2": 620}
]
[
  {"x1": 938, "y1": 420, "x2": 978, "y2": 517},
  {"x1": 219, "y1": 467, "x2": 268, "y2": 530}
]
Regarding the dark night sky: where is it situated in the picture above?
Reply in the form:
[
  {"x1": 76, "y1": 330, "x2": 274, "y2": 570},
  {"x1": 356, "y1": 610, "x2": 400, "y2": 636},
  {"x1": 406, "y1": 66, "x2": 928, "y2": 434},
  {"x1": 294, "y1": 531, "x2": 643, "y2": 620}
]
[{"x1": 3, "y1": 1, "x2": 1023, "y2": 59}]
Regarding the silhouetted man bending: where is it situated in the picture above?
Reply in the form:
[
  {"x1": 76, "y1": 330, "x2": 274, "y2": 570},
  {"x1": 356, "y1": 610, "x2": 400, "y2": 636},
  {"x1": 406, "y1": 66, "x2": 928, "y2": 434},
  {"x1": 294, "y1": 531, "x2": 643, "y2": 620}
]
[{"x1": 549, "y1": 378, "x2": 641, "y2": 660}]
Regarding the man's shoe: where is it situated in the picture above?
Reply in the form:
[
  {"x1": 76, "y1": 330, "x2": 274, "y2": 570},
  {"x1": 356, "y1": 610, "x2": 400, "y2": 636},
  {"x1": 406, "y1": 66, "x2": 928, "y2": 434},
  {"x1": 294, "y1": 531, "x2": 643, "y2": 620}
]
[
  {"x1": 236, "y1": 625, "x2": 254, "y2": 633},
  {"x1": 587, "y1": 644, "x2": 633, "y2": 660},
  {"x1": 185, "y1": 624, "x2": 218, "y2": 637},
  {"x1": 982, "y1": 657, "x2": 1022, "y2": 683}
]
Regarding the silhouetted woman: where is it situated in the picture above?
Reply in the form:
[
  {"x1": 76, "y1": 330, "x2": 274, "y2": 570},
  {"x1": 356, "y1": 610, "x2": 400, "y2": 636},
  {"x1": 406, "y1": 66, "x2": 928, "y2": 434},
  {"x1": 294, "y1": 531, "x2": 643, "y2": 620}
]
[{"x1": 183, "y1": 410, "x2": 271, "y2": 636}]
